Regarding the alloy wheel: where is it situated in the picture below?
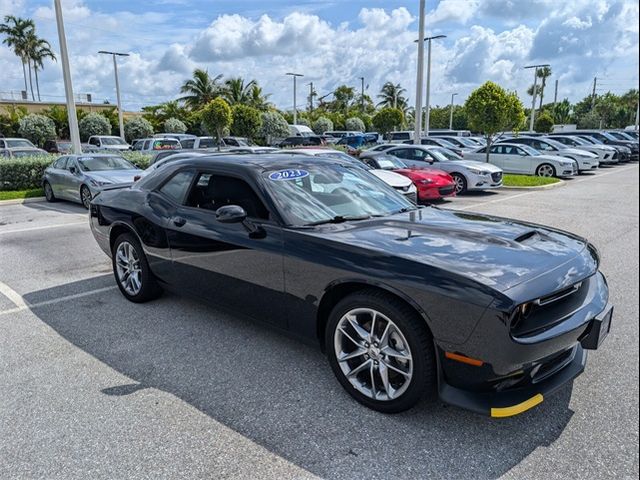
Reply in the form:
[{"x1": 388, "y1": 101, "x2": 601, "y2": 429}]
[
  {"x1": 334, "y1": 308, "x2": 413, "y2": 401},
  {"x1": 453, "y1": 175, "x2": 466, "y2": 194},
  {"x1": 537, "y1": 164, "x2": 555, "y2": 177},
  {"x1": 44, "y1": 183, "x2": 53, "y2": 201},
  {"x1": 81, "y1": 186, "x2": 92, "y2": 208},
  {"x1": 115, "y1": 241, "x2": 142, "y2": 296}
]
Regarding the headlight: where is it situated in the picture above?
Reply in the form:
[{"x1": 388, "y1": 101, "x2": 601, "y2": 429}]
[
  {"x1": 89, "y1": 179, "x2": 112, "y2": 187},
  {"x1": 467, "y1": 168, "x2": 490, "y2": 175},
  {"x1": 418, "y1": 178, "x2": 435, "y2": 185}
]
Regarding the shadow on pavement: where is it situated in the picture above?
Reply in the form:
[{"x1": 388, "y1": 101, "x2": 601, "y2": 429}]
[
  {"x1": 23, "y1": 200, "x2": 87, "y2": 215},
  {"x1": 29, "y1": 275, "x2": 575, "y2": 479}
]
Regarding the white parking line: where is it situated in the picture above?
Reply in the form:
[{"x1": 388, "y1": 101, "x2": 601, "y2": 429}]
[
  {"x1": 457, "y1": 164, "x2": 638, "y2": 211},
  {"x1": 0, "y1": 283, "x2": 117, "y2": 316},
  {"x1": 0, "y1": 221, "x2": 87, "y2": 236}
]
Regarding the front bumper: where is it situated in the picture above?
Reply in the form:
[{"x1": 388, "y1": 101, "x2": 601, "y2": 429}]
[
  {"x1": 436, "y1": 272, "x2": 611, "y2": 417},
  {"x1": 468, "y1": 171, "x2": 503, "y2": 191},
  {"x1": 417, "y1": 183, "x2": 456, "y2": 201}
]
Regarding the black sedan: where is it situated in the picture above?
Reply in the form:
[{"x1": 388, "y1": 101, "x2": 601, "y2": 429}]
[{"x1": 89, "y1": 154, "x2": 612, "y2": 416}]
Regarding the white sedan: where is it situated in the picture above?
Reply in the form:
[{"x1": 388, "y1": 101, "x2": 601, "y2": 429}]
[
  {"x1": 465, "y1": 143, "x2": 578, "y2": 177},
  {"x1": 278, "y1": 148, "x2": 417, "y2": 202}
]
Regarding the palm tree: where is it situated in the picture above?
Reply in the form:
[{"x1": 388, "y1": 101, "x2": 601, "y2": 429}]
[
  {"x1": 377, "y1": 82, "x2": 408, "y2": 110},
  {"x1": 0, "y1": 15, "x2": 35, "y2": 98},
  {"x1": 247, "y1": 84, "x2": 272, "y2": 111},
  {"x1": 536, "y1": 66, "x2": 552, "y2": 110},
  {"x1": 28, "y1": 35, "x2": 56, "y2": 101},
  {"x1": 179, "y1": 69, "x2": 223, "y2": 109},
  {"x1": 222, "y1": 77, "x2": 257, "y2": 105}
]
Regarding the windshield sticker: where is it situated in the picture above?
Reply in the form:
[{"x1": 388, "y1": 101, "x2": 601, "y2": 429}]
[{"x1": 268, "y1": 169, "x2": 309, "y2": 181}]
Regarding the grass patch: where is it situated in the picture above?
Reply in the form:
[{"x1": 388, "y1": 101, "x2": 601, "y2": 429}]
[
  {"x1": 0, "y1": 189, "x2": 45, "y2": 201},
  {"x1": 503, "y1": 174, "x2": 560, "y2": 187}
]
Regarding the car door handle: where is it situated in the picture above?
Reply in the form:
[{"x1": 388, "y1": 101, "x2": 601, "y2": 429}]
[{"x1": 172, "y1": 216, "x2": 187, "y2": 227}]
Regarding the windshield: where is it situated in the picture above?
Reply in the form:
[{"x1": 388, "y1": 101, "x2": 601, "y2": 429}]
[
  {"x1": 580, "y1": 136, "x2": 600, "y2": 144},
  {"x1": 451, "y1": 137, "x2": 477, "y2": 147},
  {"x1": 100, "y1": 137, "x2": 127, "y2": 146},
  {"x1": 315, "y1": 151, "x2": 354, "y2": 162},
  {"x1": 566, "y1": 136, "x2": 588, "y2": 146},
  {"x1": 429, "y1": 147, "x2": 463, "y2": 161},
  {"x1": 6, "y1": 139, "x2": 35, "y2": 148},
  {"x1": 374, "y1": 155, "x2": 406, "y2": 169},
  {"x1": 263, "y1": 165, "x2": 415, "y2": 226},
  {"x1": 435, "y1": 139, "x2": 456, "y2": 148},
  {"x1": 542, "y1": 138, "x2": 567, "y2": 149},
  {"x1": 608, "y1": 131, "x2": 633, "y2": 141},
  {"x1": 13, "y1": 149, "x2": 46, "y2": 157},
  {"x1": 77, "y1": 156, "x2": 135, "y2": 171}
]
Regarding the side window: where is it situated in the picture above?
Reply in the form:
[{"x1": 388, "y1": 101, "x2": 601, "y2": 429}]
[
  {"x1": 390, "y1": 148, "x2": 410, "y2": 160},
  {"x1": 361, "y1": 158, "x2": 377, "y2": 168},
  {"x1": 54, "y1": 156, "x2": 68, "y2": 169},
  {"x1": 181, "y1": 139, "x2": 195, "y2": 149},
  {"x1": 66, "y1": 158, "x2": 78, "y2": 171},
  {"x1": 489, "y1": 145, "x2": 501, "y2": 154},
  {"x1": 89, "y1": 137, "x2": 98, "y2": 146},
  {"x1": 412, "y1": 149, "x2": 427, "y2": 159},
  {"x1": 143, "y1": 140, "x2": 151, "y2": 150},
  {"x1": 186, "y1": 173, "x2": 269, "y2": 220},
  {"x1": 159, "y1": 171, "x2": 195, "y2": 204}
]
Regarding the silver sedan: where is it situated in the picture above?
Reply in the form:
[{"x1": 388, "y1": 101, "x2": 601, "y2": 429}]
[{"x1": 42, "y1": 154, "x2": 142, "y2": 208}]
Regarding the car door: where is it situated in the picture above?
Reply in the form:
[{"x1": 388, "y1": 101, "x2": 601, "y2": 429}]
[
  {"x1": 496, "y1": 145, "x2": 527, "y2": 173},
  {"x1": 487, "y1": 145, "x2": 506, "y2": 170},
  {"x1": 47, "y1": 156, "x2": 68, "y2": 197},
  {"x1": 389, "y1": 148, "x2": 421, "y2": 167},
  {"x1": 160, "y1": 169, "x2": 286, "y2": 328},
  {"x1": 63, "y1": 157, "x2": 84, "y2": 201},
  {"x1": 513, "y1": 147, "x2": 536, "y2": 174}
]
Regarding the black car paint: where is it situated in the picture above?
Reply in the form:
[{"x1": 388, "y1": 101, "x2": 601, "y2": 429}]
[{"x1": 90, "y1": 154, "x2": 610, "y2": 415}]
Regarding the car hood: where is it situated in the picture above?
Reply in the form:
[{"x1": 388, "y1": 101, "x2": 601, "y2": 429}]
[
  {"x1": 536, "y1": 154, "x2": 574, "y2": 164},
  {"x1": 441, "y1": 160, "x2": 503, "y2": 172},
  {"x1": 394, "y1": 168, "x2": 453, "y2": 182},
  {"x1": 560, "y1": 147, "x2": 598, "y2": 158},
  {"x1": 85, "y1": 169, "x2": 142, "y2": 184},
  {"x1": 371, "y1": 169, "x2": 413, "y2": 187},
  {"x1": 302, "y1": 207, "x2": 595, "y2": 291}
]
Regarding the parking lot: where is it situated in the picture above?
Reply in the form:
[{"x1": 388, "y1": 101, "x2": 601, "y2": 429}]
[{"x1": 0, "y1": 163, "x2": 638, "y2": 479}]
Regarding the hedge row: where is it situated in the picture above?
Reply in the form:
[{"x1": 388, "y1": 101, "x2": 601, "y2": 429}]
[{"x1": 0, "y1": 152, "x2": 153, "y2": 191}]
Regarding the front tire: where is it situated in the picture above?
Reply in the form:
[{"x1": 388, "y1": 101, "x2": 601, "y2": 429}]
[
  {"x1": 43, "y1": 181, "x2": 57, "y2": 202},
  {"x1": 451, "y1": 173, "x2": 467, "y2": 194},
  {"x1": 112, "y1": 232, "x2": 162, "y2": 303},
  {"x1": 326, "y1": 290, "x2": 436, "y2": 413},
  {"x1": 536, "y1": 163, "x2": 556, "y2": 177},
  {"x1": 80, "y1": 185, "x2": 92, "y2": 209}
]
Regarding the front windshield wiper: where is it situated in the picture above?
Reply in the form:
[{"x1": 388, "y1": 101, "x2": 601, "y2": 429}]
[
  {"x1": 304, "y1": 215, "x2": 371, "y2": 226},
  {"x1": 394, "y1": 207, "x2": 417, "y2": 214}
]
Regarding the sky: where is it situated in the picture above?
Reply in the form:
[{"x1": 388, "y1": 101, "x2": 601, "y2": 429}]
[{"x1": 1, "y1": 0, "x2": 638, "y2": 112}]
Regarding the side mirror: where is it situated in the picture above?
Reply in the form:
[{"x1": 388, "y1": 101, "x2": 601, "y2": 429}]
[{"x1": 216, "y1": 205, "x2": 247, "y2": 224}]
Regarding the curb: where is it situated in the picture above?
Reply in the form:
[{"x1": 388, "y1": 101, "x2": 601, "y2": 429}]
[
  {"x1": 0, "y1": 197, "x2": 47, "y2": 206},
  {"x1": 501, "y1": 180, "x2": 566, "y2": 191}
]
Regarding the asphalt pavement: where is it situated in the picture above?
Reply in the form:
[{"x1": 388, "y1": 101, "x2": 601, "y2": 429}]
[{"x1": 0, "y1": 164, "x2": 638, "y2": 479}]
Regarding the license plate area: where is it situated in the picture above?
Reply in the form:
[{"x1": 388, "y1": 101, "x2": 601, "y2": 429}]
[{"x1": 581, "y1": 304, "x2": 613, "y2": 350}]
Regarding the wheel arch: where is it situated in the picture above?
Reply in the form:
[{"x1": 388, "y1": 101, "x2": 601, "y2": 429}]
[
  {"x1": 316, "y1": 279, "x2": 432, "y2": 351},
  {"x1": 108, "y1": 221, "x2": 142, "y2": 254}
]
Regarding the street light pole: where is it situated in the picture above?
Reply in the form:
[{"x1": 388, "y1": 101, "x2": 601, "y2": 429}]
[
  {"x1": 413, "y1": 0, "x2": 426, "y2": 144},
  {"x1": 449, "y1": 92, "x2": 458, "y2": 130},
  {"x1": 525, "y1": 64, "x2": 550, "y2": 132},
  {"x1": 54, "y1": 0, "x2": 81, "y2": 154},
  {"x1": 360, "y1": 76, "x2": 365, "y2": 112},
  {"x1": 98, "y1": 50, "x2": 129, "y2": 140},
  {"x1": 286, "y1": 73, "x2": 304, "y2": 125},
  {"x1": 418, "y1": 35, "x2": 447, "y2": 137}
]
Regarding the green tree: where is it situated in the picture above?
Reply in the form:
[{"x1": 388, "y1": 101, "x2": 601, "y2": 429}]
[
  {"x1": 201, "y1": 98, "x2": 233, "y2": 149},
  {"x1": 312, "y1": 116, "x2": 333, "y2": 135},
  {"x1": 18, "y1": 113, "x2": 56, "y2": 146},
  {"x1": 78, "y1": 112, "x2": 111, "y2": 141},
  {"x1": 26, "y1": 32, "x2": 55, "y2": 101},
  {"x1": 372, "y1": 108, "x2": 404, "y2": 139},
  {"x1": 222, "y1": 77, "x2": 257, "y2": 105},
  {"x1": 534, "y1": 111, "x2": 554, "y2": 133},
  {"x1": 552, "y1": 99, "x2": 572, "y2": 124},
  {"x1": 179, "y1": 69, "x2": 223, "y2": 109},
  {"x1": 377, "y1": 82, "x2": 408, "y2": 110},
  {"x1": 345, "y1": 117, "x2": 365, "y2": 132},
  {"x1": 465, "y1": 81, "x2": 525, "y2": 162},
  {"x1": 124, "y1": 117, "x2": 154, "y2": 142},
  {"x1": 0, "y1": 16, "x2": 35, "y2": 98},
  {"x1": 0, "y1": 105, "x2": 28, "y2": 136},
  {"x1": 246, "y1": 85, "x2": 272, "y2": 111},
  {"x1": 164, "y1": 117, "x2": 187, "y2": 134},
  {"x1": 260, "y1": 111, "x2": 289, "y2": 145},
  {"x1": 230, "y1": 104, "x2": 262, "y2": 140}
]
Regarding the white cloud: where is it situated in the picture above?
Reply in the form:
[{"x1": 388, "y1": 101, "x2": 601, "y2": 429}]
[{"x1": 427, "y1": 0, "x2": 480, "y2": 25}]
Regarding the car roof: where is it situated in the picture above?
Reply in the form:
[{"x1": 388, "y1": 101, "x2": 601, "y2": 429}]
[
  {"x1": 167, "y1": 153, "x2": 351, "y2": 173},
  {"x1": 66, "y1": 153, "x2": 125, "y2": 158}
]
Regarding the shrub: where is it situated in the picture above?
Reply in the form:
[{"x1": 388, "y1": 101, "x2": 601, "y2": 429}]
[
  {"x1": 0, "y1": 155, "x2": 55, "y2": 191},
  {"x1": 124, "y1": 117, "x2": 154, "y2": 143},
  {"x1": 79, "y1": 112, "x2": 112, "y2": 141},
  {"x1": 312, "y1": 116, "x2": 333, "y2": 135},
  {"x1": 372, "y1": 108, "x2": 404, "y2": 138},
  {"x1": 163, "y1": 117, "x2": 187, "y2": 134},
  {"x1": 230, "y1": 104, "x2": 262, "y2": 140},
  {"x1": 121, "y1": 152, "x2": 152, "y2": 169},
  {"x1": 345, "y1": 117, "x2": 366, "y2": 132},
  {"x1": 260, "y1": 111, "x2": 289, "y2": 145},
  {"x1": 18, "y1": 114, "x2": 56, "y2": 147}
]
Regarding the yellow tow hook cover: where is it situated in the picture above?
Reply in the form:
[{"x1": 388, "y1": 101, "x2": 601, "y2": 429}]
[{"x1": 491, "y1": 394, "x2": 544, "y2": 418}]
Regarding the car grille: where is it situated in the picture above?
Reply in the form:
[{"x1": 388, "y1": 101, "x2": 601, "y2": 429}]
[
  {"x1": 439, "y1": 186, "x2": 455, "y2": 196},
  {"x1": 491, "y1": 172, "x2": 503, "y2": 183}
]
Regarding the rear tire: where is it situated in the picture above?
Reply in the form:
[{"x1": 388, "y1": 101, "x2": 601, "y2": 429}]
[
  {"x1": 451, "y1": 173, "x2": 468, "y2": 194},
  {"x1": 43, "y1": 181, "x2": 57, "y2": 202},
  {"x1": 326, "y1": 289, "x2": 436, "y2": 413},
  {"x1": 112, "y1": 232, "x2": 163, "y2": 303},
  {"x1": 536, "y1": 163, "x2": 556, "y2": 177}
]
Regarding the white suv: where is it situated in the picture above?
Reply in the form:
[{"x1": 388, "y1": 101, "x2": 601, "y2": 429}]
[{"x1": 87, "y1": 135, "x2": 130, "y2": 151}]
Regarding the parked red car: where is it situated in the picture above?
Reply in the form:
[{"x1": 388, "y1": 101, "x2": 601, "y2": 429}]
[{"x1": 360, "y1": 153, "x2": 456, "y2": 201}]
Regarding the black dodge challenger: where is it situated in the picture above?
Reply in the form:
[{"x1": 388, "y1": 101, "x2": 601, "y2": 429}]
[{"x1": 89, "y1": 154, "x2": 613, "y2": 417}]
